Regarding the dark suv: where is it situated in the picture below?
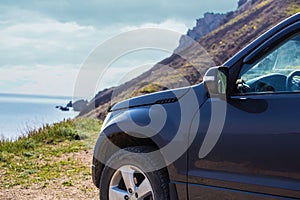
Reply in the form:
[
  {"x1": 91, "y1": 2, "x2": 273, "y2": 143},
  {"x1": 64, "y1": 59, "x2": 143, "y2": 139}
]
[{"x1": 92, "y1": 13, "x2": 300, "y2": 199}]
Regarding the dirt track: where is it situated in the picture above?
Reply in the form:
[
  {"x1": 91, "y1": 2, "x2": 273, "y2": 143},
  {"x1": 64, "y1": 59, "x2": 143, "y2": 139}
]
[{"x1": 0, "y1": 150, "x2": 99, "y2": 200}]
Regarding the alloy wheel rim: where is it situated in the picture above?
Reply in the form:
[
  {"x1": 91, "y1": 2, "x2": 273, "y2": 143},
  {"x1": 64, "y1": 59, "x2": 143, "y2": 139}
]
[{"x1": 109, "y1": 165, "x2": 154, "y2": 200}]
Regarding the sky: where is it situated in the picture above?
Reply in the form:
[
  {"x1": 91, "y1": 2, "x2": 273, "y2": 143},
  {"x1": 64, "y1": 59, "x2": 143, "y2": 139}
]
[{"x1": 0, "y1": 0, "x2": 238, "y2": 98}]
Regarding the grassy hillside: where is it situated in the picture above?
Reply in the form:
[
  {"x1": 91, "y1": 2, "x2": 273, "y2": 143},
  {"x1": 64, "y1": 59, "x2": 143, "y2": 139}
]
[
  {"x1": 80, "y1": 0, "x2": 300, "y2": 120},
  {"x1": 0, "y1": 118, "x2": 101, "y2": 192}
]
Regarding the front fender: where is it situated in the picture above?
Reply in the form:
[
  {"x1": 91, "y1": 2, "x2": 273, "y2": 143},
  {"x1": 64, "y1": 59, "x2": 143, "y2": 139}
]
[{"x1": 94, "y1": 104, "x2": 178, "y2": 161}]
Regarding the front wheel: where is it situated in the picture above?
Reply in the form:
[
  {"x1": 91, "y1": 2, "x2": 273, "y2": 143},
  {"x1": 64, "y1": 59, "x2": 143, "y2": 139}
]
[{"x1": 99, "y1": 146, "x2": 169, "y2": 200}]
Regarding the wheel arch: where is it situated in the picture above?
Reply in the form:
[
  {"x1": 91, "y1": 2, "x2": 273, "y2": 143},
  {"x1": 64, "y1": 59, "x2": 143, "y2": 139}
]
[{"x1": 93, "y1": 130, "x2": 169, "y2": 188}]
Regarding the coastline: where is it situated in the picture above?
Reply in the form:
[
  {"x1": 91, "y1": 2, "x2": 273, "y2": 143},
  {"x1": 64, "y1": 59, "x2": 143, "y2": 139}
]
[{"x1": 0, "y1": 93, "x2": 79, "y2": 140}]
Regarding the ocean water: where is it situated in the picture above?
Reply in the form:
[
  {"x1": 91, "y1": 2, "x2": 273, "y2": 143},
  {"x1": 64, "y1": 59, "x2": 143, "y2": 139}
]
[{"x1": 0, "y1": 93, "x2": 79, "y2": 140}]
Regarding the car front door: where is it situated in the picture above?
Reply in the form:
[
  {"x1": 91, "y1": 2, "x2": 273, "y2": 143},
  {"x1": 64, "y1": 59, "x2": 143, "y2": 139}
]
[{"x1": 188, "y1": 24, "x2": 300, "y2": 199}]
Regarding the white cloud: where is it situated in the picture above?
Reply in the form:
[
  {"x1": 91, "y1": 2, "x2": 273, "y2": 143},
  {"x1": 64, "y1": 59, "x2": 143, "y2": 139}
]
[
  {"x1": 4, "y1": 20, "x2": 95, "y2": 35},
  {"x1": 0, "y1": 64, "x2": 79, "y2": 96},
  {"x1": 0, "y1": 18, "x2": 100, "y2": 66},
  {"x1": 121, "y1": 19, "x2": 188, "y2": 34}
]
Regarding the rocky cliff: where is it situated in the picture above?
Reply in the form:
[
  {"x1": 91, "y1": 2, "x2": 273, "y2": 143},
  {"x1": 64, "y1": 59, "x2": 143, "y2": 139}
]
[
  {"x1": 175, "y1": 0, "x2": 262, "y2": 53},
  {"x1": 175, "y1": 12, "x2": 228, "y2": 53}
]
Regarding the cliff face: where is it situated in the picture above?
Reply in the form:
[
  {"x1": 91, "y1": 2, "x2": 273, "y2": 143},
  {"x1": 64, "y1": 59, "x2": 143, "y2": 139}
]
[
  {"x1": 175, "y1": 0, "x2": 260, "y2": 53},
  {"x1": 175, "y1": 12, "x2": 228, "y2": 53},
  {"x1": 79, "y1": 0, "x2": 300, "y2": 120}
]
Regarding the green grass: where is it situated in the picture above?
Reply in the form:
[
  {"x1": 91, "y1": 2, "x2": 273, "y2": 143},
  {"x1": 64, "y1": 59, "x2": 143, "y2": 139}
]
[
  {"x1": 139, "y1": 83, "x2": 161, "y2": 94},
  {"x1": 286, "y1": 1, "x2": 300, "y2": 15},
  {"x1": 131, "y1": 82, "x2": 165, "y2": 97},
  {"x1": 0, "y1": 118, "x2": 102, "y2": 189}
]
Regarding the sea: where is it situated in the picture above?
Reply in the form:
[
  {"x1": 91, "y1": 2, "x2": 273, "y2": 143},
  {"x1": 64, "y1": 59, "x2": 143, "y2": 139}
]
[{"x1": 0, "y1": 93, "x2": 79, "y2": 140}]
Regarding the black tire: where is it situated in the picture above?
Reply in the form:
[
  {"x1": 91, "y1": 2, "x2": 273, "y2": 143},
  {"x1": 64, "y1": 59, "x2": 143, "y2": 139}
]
[{"x1": 99, "y1": 146, "x2": 169, "y2": 200}]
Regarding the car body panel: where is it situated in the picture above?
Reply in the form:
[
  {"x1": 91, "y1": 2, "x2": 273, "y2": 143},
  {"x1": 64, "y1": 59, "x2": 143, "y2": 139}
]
[
  {"x1": 188, "y1": 94, "x2": 300, "y2": 199},
  {"x1": 188, "y1": 13, "x2": 300, "y2": 199}
]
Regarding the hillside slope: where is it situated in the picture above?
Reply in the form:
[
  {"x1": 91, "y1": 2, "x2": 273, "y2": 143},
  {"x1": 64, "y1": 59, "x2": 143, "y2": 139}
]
[{"x1": 79, "y1": 0, "x2": 300, "y2": 119}]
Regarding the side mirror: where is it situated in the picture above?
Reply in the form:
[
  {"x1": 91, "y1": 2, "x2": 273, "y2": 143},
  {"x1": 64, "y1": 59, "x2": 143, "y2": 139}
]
[{"x1": 203, "y1": 66, "x2": 228, "y2": 97}]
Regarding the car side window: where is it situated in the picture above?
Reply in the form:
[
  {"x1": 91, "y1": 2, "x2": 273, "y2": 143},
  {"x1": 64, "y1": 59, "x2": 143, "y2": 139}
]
[{"x1": 236, "y1": 33, "x2": 300, "y2": 94}]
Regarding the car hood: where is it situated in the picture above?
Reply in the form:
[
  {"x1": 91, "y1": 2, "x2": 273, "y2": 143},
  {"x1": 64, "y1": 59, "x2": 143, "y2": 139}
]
[{"x1": 110, "y1": 86, "x2": 191, "y2": 111}]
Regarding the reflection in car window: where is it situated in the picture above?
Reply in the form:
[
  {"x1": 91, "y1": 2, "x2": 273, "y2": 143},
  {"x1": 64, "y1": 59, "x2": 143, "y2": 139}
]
[{"x1": 237, "y1": 34, "x2": 300, "y2": 94}]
